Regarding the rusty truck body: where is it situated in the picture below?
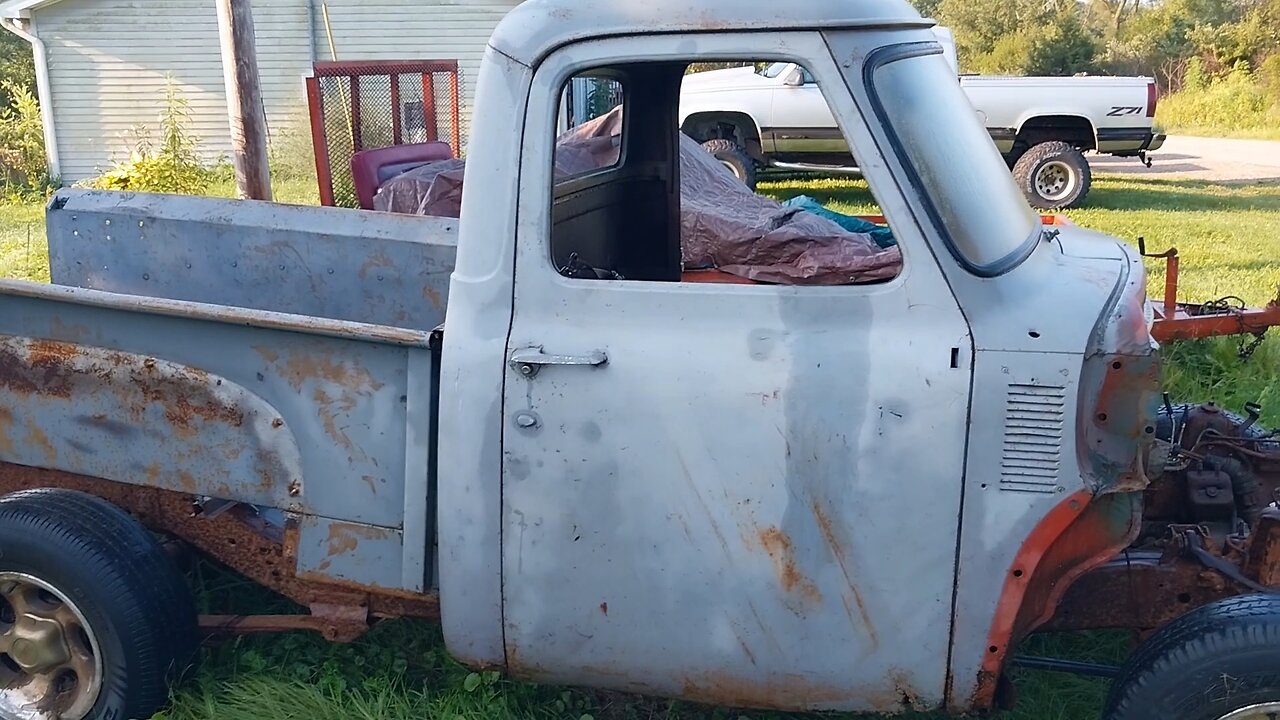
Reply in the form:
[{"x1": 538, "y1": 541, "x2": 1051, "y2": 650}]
[{"x1": 1, "y1": 1, "x2": 1279, "y2": 719}]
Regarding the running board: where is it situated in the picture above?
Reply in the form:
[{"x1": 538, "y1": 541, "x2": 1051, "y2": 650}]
[{"x1": 766, "y1": 161, "x2": 863, "y2": 176}]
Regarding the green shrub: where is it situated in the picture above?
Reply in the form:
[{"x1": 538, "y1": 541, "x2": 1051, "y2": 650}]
[
  {"x1": 86, "y1": 79, "x2": 212, "y2": 195},
  {"x1": 0, "y1": 81, "x2": 49, "y2": 194},
  {"x1": 1156, "y1": 57, "x2": 1279, "y2": 135}
]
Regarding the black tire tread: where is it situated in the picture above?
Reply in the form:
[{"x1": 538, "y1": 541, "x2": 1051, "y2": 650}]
[
  {"x1": 0, "y1": 488, "x2": 198, "y2": 718},
  {"x1": 700, "y1": 138, "x2": 758, "y2": 188},
  {"x1": 1011, "y1": 140, "x2": 1092, "y2": 210},
  {"x1": 1104, "y1": 594, "x2": 1280, "y2": 720}
]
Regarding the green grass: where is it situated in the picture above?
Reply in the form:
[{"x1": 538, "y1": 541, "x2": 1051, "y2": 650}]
[{"x1": 2, "y1": 175, "x2": 1279, "y2": 719}]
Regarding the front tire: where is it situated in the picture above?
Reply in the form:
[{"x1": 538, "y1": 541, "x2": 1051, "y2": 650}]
[
  {"x1": 1011, "y1": 140, "x2": 1092, "y2": 209},
  {"x1": 0, "y1": 489, "x2": 197, "y2": 720},
  {"x1": 1104, "y1": 594, "x2": 1280, "y2": 720},
  {"x1": 700, "y1": 139, "x2": 757, "y2": 189}
]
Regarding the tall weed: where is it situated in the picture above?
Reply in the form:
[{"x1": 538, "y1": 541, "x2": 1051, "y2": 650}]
[
  {"x1": 0, "y1": 81, "x2": 50, "y2": 195},
  {"x1": 85, "y1": 78, "x2": 212, "y2": 195}
]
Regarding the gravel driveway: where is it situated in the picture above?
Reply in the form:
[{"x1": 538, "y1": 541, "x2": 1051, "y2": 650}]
[{"x1": 1089, "y1": 135, "x2": 1280, "y2": 183}]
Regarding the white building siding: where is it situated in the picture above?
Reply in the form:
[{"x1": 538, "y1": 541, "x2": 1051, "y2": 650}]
[
  {"x1": 32, "y1": 0, "x2": 517, "y2": 182},
  {"x1": 311, "y1": 0, "x2": 519, "y2": 151}
]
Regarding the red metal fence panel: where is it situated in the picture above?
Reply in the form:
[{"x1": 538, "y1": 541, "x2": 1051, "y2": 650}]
[{"x1": 307, "y1": 59, "x2": 461, "y2": 207}]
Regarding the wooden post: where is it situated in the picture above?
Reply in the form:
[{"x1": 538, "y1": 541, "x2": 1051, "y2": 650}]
[{"x1": 216, "y1": 0, "x2": 272, "y2": 200}]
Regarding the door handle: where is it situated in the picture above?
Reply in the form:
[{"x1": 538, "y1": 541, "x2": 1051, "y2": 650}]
[{"x1": 509, "y1": 346, "x2": 608, "y2": 378}]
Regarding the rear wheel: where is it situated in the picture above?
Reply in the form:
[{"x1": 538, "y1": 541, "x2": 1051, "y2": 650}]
[
  {"x1": 700, "y1": 139, "x2": 757, "y2": 189},
  {"x1": 1104, "y1": 595, "x2": 1280, "y2": 720},
  {"x1": 0, "y1": 489, "x2": 197, "y2": 720},
  {"x1": 1011, "y1": 141, "x2": 1092, "y2": 209}
]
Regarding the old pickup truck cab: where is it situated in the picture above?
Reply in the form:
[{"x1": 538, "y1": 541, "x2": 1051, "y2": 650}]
[{"x1": 2, "y1": 1, "x2": 1279, "y2": 719}]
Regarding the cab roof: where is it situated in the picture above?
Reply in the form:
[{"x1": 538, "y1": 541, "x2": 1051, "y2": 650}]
[{"x1": 489, "y1": 0, "x2": 932, "y2": 67}]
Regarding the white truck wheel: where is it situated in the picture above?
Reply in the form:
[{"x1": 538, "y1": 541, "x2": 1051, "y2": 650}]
[{"x1": 1011, "y1": 141, "x2": 1093, "y2": 210}]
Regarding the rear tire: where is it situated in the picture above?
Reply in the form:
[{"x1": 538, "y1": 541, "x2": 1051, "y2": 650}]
[
  {"x1": 1103, "y1": 594, "x2": 1280, "y2": 720},
  {"x1": 0, "y1": 489, "x2": 197, "y2": 720},
  {"x1": 700, "y1": 139, "x2": 757, "y2": 189},
  {"x1": 1011, "y1": 141, "x2": 1092, "y2": 210}
]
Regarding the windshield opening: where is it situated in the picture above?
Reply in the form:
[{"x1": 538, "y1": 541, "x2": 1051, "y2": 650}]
[
  {"x1": 758, "y1": 62, "x2": 790, "y2": 79},
  {"x1": 859, "y1": 42, "x2": 1040, "y2": 276}
]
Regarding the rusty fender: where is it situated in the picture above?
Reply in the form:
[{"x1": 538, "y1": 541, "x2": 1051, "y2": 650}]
[
  {"x1": 0, "y1": 463, "x2": 439, "y2": 637},
  {"x1": 0, "y1": 335, "x2": 304, "y2": 510},
  {"x1": 968, "y1": 490, "x2": 1142, "y2": 710}
]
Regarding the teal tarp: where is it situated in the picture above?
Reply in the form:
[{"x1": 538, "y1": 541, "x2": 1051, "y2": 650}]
[{"x1": 783, "y1": 195, "x2": 897, "y2": 248}]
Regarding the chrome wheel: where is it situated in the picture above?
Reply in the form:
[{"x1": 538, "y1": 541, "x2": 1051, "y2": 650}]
[
  {"x1": 0, "y1": 573, "x2": 102, "y2": 720},
  {"x1": 1218, "y1": 703, "x2": 1280, "y2": 720},
  {"x1": 1034, "y1": 160, "x2": 1077, "y2": 203}
]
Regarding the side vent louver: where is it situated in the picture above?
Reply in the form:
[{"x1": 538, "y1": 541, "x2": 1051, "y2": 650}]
[{"x1": 1000, "y1": 383, "x2": 1065, "y2": 494}]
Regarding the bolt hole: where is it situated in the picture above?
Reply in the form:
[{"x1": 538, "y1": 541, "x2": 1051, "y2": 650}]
[
  {"x1": 73, "y1": 626, "x2": 94, "y2": 658},
  {"x1": 980, "y1": 483, "x2": 989, "y2": 489},
  {"x1": 988, "y1": 645, "x2": 999, "y2": 654},
  {"x1": 1112, "y1": 361, "x2": 1123, "y2": 370},
  {"x1": 1177, "y1": 592, "x2": 1192, "y2": 604},
  {"x1": 1028, "y1": 331, "x2": 1041, "y2": 339},
  {"x1": 1012, "y1": 569, "x2": 1024, "y2": 578},
  {"x1": 0, "y1": 595, "x2": 13, "y2": 629},
  {"x1": 32, "y1": 588, "x2": 62, "y2": 611},
  {"x1": 53, "y1": 668, "x2": 78, "y2": 696},
  {"x1": 1097, "y1": 413, "x2": 1108, "y2": 422},
  {"x1": 0, "y1": 653, "x2": 22, "y2": 677},
  {"x1": 227, "y1": 539, "x2": 237, "y2": 546},
  {"x1": 1144, "y1": 425, "x2": 1155, "y2": 434}
]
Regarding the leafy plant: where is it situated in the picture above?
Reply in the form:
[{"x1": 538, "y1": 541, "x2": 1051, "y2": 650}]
[
  {"x1": 0, "y1": 80, "x2": 49, "y2": 195},
  {"x1": 0, "y1": 29, "x2": 35, "y2": 111},
  {"x1": 86, "y1": 78, "x2": 212, "y2": 195}
]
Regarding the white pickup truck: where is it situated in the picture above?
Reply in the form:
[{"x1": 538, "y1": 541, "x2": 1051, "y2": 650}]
[{"x1": 680, "y1": 28, "x2": 1165, "y2": 208}]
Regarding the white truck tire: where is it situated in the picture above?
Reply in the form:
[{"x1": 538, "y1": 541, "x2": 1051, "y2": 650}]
[{"x1": 1012, "y1": 141, "x2": 1093, "y2": 210}]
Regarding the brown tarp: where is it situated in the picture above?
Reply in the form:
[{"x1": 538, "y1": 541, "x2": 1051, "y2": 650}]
[{"x1": 373, "y1": 106, "x2": 901, "y2": 284}]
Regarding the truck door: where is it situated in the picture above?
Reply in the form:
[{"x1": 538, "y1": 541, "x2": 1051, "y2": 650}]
[
  {"x1": 501, "y1": 32, "x2": 973, "y2": 712},
  {"x1": 767, "y1": 64, "x2": 849, "y2": 161}
]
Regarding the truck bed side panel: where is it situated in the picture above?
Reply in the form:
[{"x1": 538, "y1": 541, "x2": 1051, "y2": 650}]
[
  {"x1": 46, "y1": 190, "x2": 457, "y2": 332},
  {"x1": 0, "y1": 282, "x2": 435, "y2": 593}
]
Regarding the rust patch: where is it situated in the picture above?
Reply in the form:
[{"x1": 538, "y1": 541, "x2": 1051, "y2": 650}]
[
  {"x1": 313, "y1": 388, "x2": 358, "y2": 453},
  {"x1": 253, "y1": 345, "x2": 280, "y2": 364},
  {"x1": 358, "y1": 250, "x2": 395, "y2": 280},
  {"x1": 163, "y1": 392, "x2": 245, "y2": 439},
  {"x1": 422, "y1": 284, "x2": 443, "y2": 311},
  {"x1": 599, "y1": 601, "x2": 608, "y2": 616},
  {"x1": 25, "y1": 421, "x2": 57, "y2": 463},
  {"x1": 758, "y1": 527, "x2": 821, "y2": 603},
  {"x1": 0, "y1": 339, "x2": 74, "y2": 398},
  {"x1": 361, "y1": 475, "x2": 377, "y2": 495},
  {"x1": 811, "y1": 501, "x2": 877, "y2": 648},
  {"x1": 280, "y1": 353, "x2": 385, "y2": 394},
  {"x1": 325, "y1": 522, "x2": 393, "y2": 558},
  {"x1": 680, "y1": 671, "x2": 849, "y2": 710},
  {"x1": 0, "y1": 407, "x2": 14, "y2": 455}
]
